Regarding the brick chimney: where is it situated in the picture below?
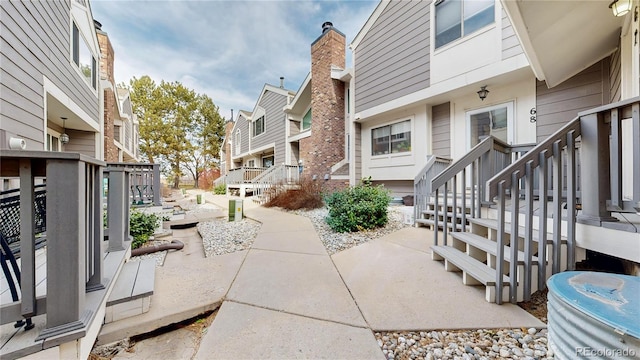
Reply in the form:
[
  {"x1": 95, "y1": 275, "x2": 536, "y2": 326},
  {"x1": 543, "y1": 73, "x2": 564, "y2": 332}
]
[
  {"x1": 96, "y1": 23, "x2": 119, "y2": 162},
  {"x1": 300, "y1": 22, "x2": 346, "y2": 186}
]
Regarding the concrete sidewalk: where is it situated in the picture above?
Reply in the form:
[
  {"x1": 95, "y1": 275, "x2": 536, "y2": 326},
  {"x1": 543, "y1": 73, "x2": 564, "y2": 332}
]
[{"x1": 100, "y1": 192, "x2": 544, "y2": 359}]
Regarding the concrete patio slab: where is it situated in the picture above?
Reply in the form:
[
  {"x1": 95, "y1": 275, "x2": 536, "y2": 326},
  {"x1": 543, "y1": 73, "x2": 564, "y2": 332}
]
[
  {"x1": 96, "y1": 228, "x2": 246, "y2": 345},
  {"x1": 252, "y1": 230, "x2": 327, "y2": 255},
  {"x1": 383, "y1": 227, "x2": 432, "y2": 253},
  {"x1": 332, "y1": 233, "x2": 545, "y2": 331},
  {"x1": 227, "y1": 249, "x2": 366, "y2": 327},
  {"x1": 194, "y1": 301, "x2": 385, "y2": 360}
]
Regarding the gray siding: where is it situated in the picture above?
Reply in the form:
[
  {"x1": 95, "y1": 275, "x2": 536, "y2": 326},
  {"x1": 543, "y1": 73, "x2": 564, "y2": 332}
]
[
  {"x1": 235, "y1": 114, "x2": 250, "y2": 156},
  {"x1": 251, "y1": 90, "x2": 288, "y2": 165},
  {"x1": 354, "y1": 1, "x2": 430, "y2": 114},
  {"x1": 609, "y1": 44, "x2": 621, "y2": 103},
  {"x1": 536, "y1": 59, "x2": 608, "y2": 142},
  {"x1": 431, "y1": 102, "x2": 450, "y2": 157},
  {"x1": 355, "y1": 122, "x2": 362, "y2": 181},
  {"x1": 502, "y1": 8, "x2": 523, "y2": 60},
  {"x1": 65, "y1": 129, "x2": 95, "y2": 156},
  {"x1": 0, "y1": 1, "x2": 100, "y2": 149}
]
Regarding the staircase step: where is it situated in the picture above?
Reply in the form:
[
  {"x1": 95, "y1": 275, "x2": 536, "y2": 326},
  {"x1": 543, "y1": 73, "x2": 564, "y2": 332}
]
[
  {"x1": 421, "y1": 209, "x2": 469, "y2": 217},
  {"x1": 431, "y1": 245, "x2": 509, "y2": 287},
  {"x1": 415, "y1": 218, "x2": 463, "y2": 231},
  {"x1": 107, "y1": 259, "x2": 155, "y2": 307},
  {"x1": 469, "y1": 218, "x2": 567, "y2": 245},
  {"x1": 451, "y1": 232, "x2": 538, "y2": 264}
]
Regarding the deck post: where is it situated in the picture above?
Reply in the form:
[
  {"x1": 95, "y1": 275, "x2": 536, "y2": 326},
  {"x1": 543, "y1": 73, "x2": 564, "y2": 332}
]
[
  {"x1": 152, "y1": 163, "x2": 161, "y2": 205},
  {"x1": 106, "y1": 166, "x2": 130, "y2": 251},
  {"x1": 576, "y1": 112, "x2": 618, "y2": 225}
]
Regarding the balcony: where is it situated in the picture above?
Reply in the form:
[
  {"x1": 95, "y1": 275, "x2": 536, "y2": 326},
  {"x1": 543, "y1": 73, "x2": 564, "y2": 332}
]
[{"x1": 0, "y1": 151, "x2": 159, "y2": 359}]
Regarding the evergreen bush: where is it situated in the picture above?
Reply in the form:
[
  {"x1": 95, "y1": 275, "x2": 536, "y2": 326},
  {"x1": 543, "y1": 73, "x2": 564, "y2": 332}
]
[
  {"x1": 129, "y1": 210, "x2": 159, "y2": 249},
  {"x1": 324, "y1": 181, "x2": 391, "y2": 233}
]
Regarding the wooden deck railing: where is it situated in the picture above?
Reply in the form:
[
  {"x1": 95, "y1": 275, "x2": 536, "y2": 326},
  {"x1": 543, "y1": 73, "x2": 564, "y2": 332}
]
[
  {"x1": 0, "y1": 151, "x2": 113, "y2": 342},
  {"x1": 226, "y1": 167, "x2": 267, "y2": 185},
  {"x1": 413, "y1": 155, "x2": 451, "y2": 222}
]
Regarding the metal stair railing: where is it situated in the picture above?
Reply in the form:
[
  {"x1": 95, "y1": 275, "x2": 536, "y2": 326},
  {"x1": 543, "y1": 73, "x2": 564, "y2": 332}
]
[{"x1": 413, "y1": 155, "x2": 451, "y2": 222}]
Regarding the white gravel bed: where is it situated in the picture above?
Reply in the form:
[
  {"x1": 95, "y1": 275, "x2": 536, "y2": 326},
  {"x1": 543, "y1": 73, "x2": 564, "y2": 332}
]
[
  {"x1": 291, "y1": 206, "x2": 411, "y2": 255},
  {"x1": 129, "y1": 239, "x2": 170, "y2": 266},
  {"x1": 376, "y1": 328, "x2": 553, "y2": 360},
  {"x1": 198, "y1": 218, "x2": 260, "y2": 257}
]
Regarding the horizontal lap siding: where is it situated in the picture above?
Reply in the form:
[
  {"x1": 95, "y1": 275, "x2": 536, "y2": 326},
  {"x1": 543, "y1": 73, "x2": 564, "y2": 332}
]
[
  {"x1": 536, "y1": 59, "x2": 607, "y2": 142},
  {"x1": 355, "y1": 0, "x2": 430, "y2": 114},
  {"x1": 65, "y1": 129, "x2": 95, "y2": 156},
  {"x1": 1, "y1": 1, "x2": 99, "y2": 149},
  {"x1": 252, "y1": 91, "x2": 287, "y2": 164},
  {"x1": 609, "y1": 45, "x2": 621, "y2": 103},
  {"x1": 431, "y1": 102, "x2": 450, "y2": 157},
  {"x1": 501, "y1": 8, "x2": 523, "y2": 60}
]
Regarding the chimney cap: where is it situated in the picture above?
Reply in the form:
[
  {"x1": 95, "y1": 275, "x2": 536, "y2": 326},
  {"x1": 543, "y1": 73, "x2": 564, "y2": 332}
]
[{"x1": 322, "y1": 21, "x2": 333, "y2": 33}]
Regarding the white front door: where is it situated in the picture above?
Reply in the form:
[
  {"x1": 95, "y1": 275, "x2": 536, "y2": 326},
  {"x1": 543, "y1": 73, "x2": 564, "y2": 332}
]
[{"x1": 466, "y1": 102, "x2": 514, "y2": 149}]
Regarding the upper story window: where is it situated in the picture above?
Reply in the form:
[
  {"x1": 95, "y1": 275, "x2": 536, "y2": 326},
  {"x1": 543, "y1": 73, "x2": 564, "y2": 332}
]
[
  {"x1": 235, "y1": 129, "x2": 241, "y2": 154},
  {"x1": 72, "y1": 22, "x2": 97, "y2": 89},
  {"x1": 435, "y1": 0, "x2": 494, "y2": 49},
  {"x1": 302, "y1": 108, "x2": 312, "y2": 131},
  {"x1": 253, "y1": 116, "x2": 265, "y2": 137},
  {"x1": 372, "y1": 120, "x2": 411, "y2": 156}
]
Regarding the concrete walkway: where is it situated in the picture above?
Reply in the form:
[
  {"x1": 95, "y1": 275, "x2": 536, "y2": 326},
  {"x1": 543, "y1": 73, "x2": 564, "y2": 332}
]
[{"x1": 101, "y1": 191, "x2": 544, "y2": 359}]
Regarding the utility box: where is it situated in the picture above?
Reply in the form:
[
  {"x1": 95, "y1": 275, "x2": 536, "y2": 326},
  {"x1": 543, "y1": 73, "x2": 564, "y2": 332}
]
[{"x1": 228, "y1": 199, "x2": 243, "y2": 221}]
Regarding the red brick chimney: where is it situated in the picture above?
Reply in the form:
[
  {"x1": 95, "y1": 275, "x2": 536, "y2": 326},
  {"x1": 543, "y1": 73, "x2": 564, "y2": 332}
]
[
  {"x1": 300, "y1": 22, "x2": 346, "y2": 186},
  {"x1": 96, "y1": 24, "x2": 119, "y2": 162}
]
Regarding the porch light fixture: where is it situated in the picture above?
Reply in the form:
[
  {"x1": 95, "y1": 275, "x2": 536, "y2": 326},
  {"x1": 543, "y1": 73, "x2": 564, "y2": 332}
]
[
  {"x1": 609, "y1": 0, "x2": 632, "y2": 17},
  {"x1": 60, "y1": 117, "x2": 70, "y2": 145},
  {"x1": 477, "y1": 86, "x2": 489, "y2": 101}
]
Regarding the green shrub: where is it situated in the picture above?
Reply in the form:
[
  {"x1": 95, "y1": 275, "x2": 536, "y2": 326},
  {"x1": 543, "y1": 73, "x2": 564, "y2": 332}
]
[
  {"x1": 129, "y1": 210, "x2": 159, "y2": 249},
  {"x1": 324, "y1": 182, "x2": 391, "y2": 233},
  {"x1": 213, "y1": 183, "x2": 226, "y2": 195}
]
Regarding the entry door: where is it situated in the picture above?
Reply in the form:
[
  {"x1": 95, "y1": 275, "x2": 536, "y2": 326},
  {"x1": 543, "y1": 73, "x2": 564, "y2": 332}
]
[{"x1": 467, "y1": 102, "x2": 514, "y2": 148}]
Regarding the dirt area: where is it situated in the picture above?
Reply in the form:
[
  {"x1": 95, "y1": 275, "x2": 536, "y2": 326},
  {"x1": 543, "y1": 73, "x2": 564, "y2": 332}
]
[{"x1": 518, "y1": 289, "x2": 548, "y2": 323}]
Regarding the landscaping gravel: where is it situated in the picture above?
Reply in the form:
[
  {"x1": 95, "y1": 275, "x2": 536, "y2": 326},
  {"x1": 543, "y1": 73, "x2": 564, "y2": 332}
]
[
  {"x1": 291, "y1": 206, "x2": 411, "y2": 255},
  {"x1": 197, "y1": 217, "x2": 260, "y2": 257},
  {"x1": 375, "y1": 328, "x2": 553, "y2": 360}
]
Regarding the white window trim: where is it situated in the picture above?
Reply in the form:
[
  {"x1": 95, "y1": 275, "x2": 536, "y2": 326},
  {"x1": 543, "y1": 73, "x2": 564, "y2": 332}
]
[
  {"x1": 235, "y1": 129, "x2": 241, "y2": 155},
  {"x1": 47, "y1": 128, "x2": 62, "y2": 152},
  {"x1": 301, "y1": 107, "x2": 312, "y2": 132},
  {"x1": 433, "y1": 0, "x2": 497, "y2": 52},
  {"x1": 69, "y1": 18, "x2": 98, "y2": 94},
  {"x1": 253, "y1": 116, "x2": 266, "y2": 138},
  {"x1": 465, "y1": 101, "x2": 514, "y2": 150},
  {"x1": 370, "y1": 117, "x2": 414, "y2": 159}
]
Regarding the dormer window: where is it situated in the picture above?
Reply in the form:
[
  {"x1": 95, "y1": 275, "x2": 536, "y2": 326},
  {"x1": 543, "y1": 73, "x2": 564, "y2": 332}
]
[
  {"x1": 72, "y1": 21, "x2": 96, "y2": 89},
  {"x1": 435, "y1": 0, "x2": 494, "y2": 49}
]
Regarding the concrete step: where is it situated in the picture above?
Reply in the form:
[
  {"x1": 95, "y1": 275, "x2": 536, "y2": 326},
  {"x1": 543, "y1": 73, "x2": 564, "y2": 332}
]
[{"x1": 105, "y1": 258, "x2": 156, "y2": 323}]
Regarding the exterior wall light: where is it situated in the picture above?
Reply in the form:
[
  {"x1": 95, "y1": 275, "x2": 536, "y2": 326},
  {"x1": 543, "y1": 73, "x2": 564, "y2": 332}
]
[
  {"x1": 610, "y1": 0, "x2": 632, "y2": 16},
  {"x1": 60, "y1": 117, "x2": 70, "y2": 145},
  {"x1": 477, "y1": 86, "x2": 489, "y2": 101}
]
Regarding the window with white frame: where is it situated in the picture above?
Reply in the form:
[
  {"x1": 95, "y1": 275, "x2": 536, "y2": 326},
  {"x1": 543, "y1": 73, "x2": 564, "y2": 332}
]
[
  {"x1": 72, "y1": 21, "x2": 97, "y2": 89},
  {"x1": 247, "y1": 159, "x2": 255, "y2": 167},
  {"x1": 235, "y1": 129, "x2": 241, "y2": 155},
  {"x1": 302, "y1": 108, "x2": 312, "y2": 131},
  {"x1": 47, "y1": 130, "x2": 61, "y2": 152},
  {"x1": 371, "y1": 120, "x2": 411, "y2": 156},
  {"x1": 435, "y1": 0, "x2": 494, "y2": 49},
  {"x1": 253, "y1": 116, "x2": 265, "y2": 136}
]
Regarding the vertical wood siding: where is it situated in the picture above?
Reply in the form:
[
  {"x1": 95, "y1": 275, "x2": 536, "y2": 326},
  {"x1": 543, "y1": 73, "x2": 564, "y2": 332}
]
[
  {"x1": 431, "y1": 102, "x2": 451, "y2": 157},
  {"x1": 0, "y1": 1, "x2": 99, "y2": 149},
  {"x1": 251, "y1": 90, "x2": 288, "y2": 165},
  {"x1": 501, "y1": 8, "x2": 524, "y2": 60},
  {"x1": 536, "y1": 58, "x2": 608, "y2": 142},
  {"x1": 354, "y1": 0, "x2": 431, "y2": 114}
]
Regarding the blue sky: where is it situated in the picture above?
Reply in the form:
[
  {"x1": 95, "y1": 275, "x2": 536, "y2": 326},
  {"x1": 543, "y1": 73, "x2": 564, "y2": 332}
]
[{"x1": 91, "y1": 0, "x2": 379, "y2": 120}]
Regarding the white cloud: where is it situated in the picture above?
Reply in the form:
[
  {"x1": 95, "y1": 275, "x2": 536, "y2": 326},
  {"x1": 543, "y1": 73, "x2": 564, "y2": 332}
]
[{"x1": 92, "y1": 0, "x2": 379, "y2": 120}]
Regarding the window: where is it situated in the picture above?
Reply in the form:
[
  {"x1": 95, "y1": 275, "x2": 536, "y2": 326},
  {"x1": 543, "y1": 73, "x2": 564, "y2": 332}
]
[
  {"x1": 467, "y1": 102, "x2": 513, "y2": 148},
  {"x1": 72, "y1": 22, "x2": 97, "y2": 89},
  {"x1": 262, "y1": 156, "x2": 274, "y2": 168},
  {"x1": 253, "y1": 116, "x2": 265, "y2": 136},
  {"x1": 302, "y1": 108, "x2": 312, "y2": 131},
  {"x1": 235, "y1": 129, "x2": 241, "y2": 154},
  {"x1": 247, "y1": 160, "x2": 255, "y2": 167},
  {"x1": 371, "y1": 120, "x2": 411, "y2": 156},
  {"x1": 435, "y1": 0, "x2": 494, "y2": 48},
  {"x1": 47, "y1": 132, "x2": 61, "y2": 152}
]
